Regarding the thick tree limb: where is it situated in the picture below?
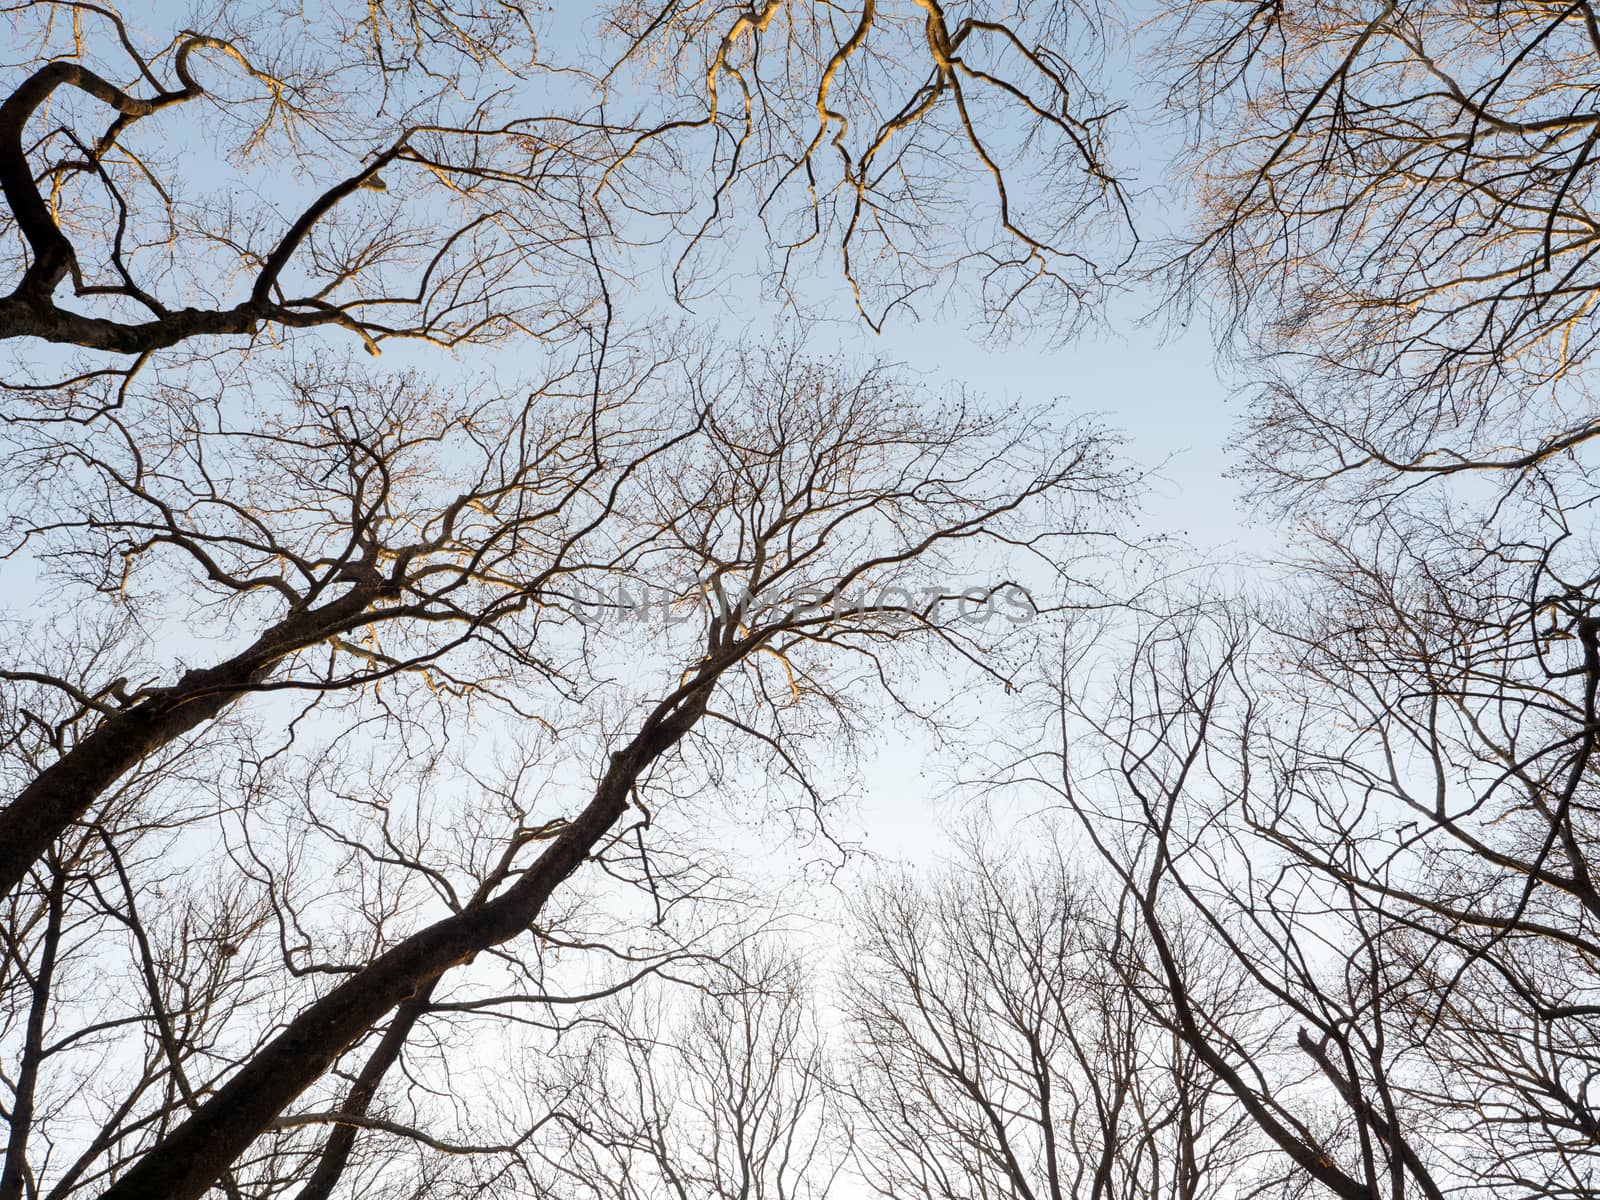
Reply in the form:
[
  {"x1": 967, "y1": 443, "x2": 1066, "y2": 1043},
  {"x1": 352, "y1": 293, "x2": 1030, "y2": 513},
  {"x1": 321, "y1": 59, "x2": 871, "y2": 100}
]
[
  {"x1": 92, "y1": 673, "x2": 712, "y2": 1200},
  {"x1": 0, "y1": 582, "x2": 386, "y2": 900}
]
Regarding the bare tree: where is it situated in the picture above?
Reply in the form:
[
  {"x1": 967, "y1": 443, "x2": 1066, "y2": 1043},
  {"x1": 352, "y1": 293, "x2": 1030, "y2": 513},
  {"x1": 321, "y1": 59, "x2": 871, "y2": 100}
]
[
  {"x1": 0, "y1": 342, "x2": 1124, "y2": 1200},
  {"x1": 0, "y1": 339, "x2": 689, "y2": 901},
  {"x1": 1237, "y1": 514, "x2": 1600, "y2": 1200},
  {"x1": 1156, "y1": 0, "x2": 1600, "y2": 504},
  {"x1": 841, "y1": 826, "x2": 1272, "y2": 1200},
  {"x1": 1079, "y1": 10, "x2": 1600, "y2": 1192},
  {"x1": 0, "y1": 0, "x2": 611, "y2": 358},
  {"x1": 0, "y1": 0, "x2": 1131, "y2": 373},
  {"x1": 597, "y1": 0, "x2": 1133, "y2": 331},
  {"x1": 1016, "y1": 528, "x2": 1600, "y2": 1200},
  {"x1": 534, "y1": 944, "x2": 844, "y2": 1200},
  {"x1": 1024, "y1": 602, "x2": 1438, "y2": 1200}
]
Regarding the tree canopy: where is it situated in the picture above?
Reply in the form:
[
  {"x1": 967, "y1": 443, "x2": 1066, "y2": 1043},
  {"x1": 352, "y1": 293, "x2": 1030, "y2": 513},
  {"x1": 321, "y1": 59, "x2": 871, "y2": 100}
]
[{"x1": 8, "y1": 3, "x2": 1600, "y2": 1200}]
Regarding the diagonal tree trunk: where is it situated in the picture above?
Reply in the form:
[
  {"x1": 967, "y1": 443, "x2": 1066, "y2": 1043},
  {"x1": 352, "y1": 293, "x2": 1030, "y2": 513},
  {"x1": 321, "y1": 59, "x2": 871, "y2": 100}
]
[
  {"x1": 0, "y1": 584, "x2": 385, "y2": 900},
  {"x1": 94, "y1": 684, "x2": 708, "y2": 1200}
]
